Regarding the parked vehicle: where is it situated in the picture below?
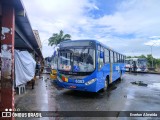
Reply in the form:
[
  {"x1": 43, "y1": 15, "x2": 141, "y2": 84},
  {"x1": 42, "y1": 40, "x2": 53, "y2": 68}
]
[
  {"x1": 125, "y1": 58, "x2": 148, "y2": 72},
  {"x1": 56, "y1": 40, "x2": 126, "y2": 92}
]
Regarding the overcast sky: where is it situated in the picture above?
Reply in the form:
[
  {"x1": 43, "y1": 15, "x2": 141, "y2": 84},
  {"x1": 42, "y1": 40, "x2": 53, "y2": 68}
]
[{"x1": 22, "y1": 0, "x2": 160, "y2": 58}]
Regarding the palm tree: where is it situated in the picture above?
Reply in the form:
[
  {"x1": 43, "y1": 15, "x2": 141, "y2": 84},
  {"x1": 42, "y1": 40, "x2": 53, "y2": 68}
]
[{"x1": 48, "y1": 30, "x2": 71, "y2": 46}]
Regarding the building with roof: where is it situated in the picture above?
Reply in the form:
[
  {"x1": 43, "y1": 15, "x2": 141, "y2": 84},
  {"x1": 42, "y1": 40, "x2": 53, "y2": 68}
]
[{"x1": 0, "y1": 0, "x2": 43, "y2": 117}]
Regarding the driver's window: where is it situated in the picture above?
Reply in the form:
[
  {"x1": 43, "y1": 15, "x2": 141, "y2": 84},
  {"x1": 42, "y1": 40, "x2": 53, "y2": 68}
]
[
  {"x1": 58, "y1": 52, "x2": 71, "y2": 71},
  {"x1": 98, "y1": 45, "x2": 104, "y2": 70}
]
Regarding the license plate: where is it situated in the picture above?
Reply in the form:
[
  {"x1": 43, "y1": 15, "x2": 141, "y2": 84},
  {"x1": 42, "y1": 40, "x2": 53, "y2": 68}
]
[
  {"x1": 75, "y1": 80, "x2": 84, "y2": 83},
  {"x1": 69, "y1": 86, "x2": 76, "y2": 88}
]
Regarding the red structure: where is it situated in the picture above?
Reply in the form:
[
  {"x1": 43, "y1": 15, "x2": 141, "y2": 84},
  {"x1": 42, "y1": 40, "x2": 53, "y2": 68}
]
[
  {"x1": 1, "y1": 1, "x2": 15, "y2": 120},
  {"x1": 0, "y1": 0, "x2": 43, "y2": 119}
]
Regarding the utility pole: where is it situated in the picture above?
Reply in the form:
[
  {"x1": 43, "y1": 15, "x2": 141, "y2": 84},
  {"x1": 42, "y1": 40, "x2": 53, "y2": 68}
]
[
  {"x1": 148, "y1": 42, "x2": 157, "y2": 68},
  {"x1": 151, "y1": 45, "x2": 153, "y2": 68}
]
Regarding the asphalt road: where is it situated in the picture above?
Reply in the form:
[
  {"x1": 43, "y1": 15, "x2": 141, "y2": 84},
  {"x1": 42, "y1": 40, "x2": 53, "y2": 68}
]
[
  {"x1": 15, "y1": 73, "x2": 160, "y2": 120},
  {"x1": 51, "y1": 73, "x2": 160, "y2": 120}
]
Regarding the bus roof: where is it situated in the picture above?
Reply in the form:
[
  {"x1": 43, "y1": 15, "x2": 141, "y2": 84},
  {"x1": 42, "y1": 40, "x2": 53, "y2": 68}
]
[
  {"x1": 60, "y1": 39, "x2": 126, "y2": 56},
  {"x1": 125, "y1": 58, "x2": 147, "y2": 61}
]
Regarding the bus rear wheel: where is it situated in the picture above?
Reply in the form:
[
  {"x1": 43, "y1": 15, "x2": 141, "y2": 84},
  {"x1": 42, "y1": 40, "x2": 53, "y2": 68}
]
[
  {"x1": 102, "y1": 77, "x2": 109, "y2": 91},
  {"x1": 119, "y1": 70, "x2": 123, "y2": 81}
]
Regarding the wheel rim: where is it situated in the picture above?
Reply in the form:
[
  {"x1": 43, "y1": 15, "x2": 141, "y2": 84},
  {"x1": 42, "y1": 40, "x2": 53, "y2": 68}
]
[
  {"x1": 105, "y1": 80, "x2": 107, "y2": 88},
  {"x1": 105, "y1": 80, "x2": 108, "y2": 88}
]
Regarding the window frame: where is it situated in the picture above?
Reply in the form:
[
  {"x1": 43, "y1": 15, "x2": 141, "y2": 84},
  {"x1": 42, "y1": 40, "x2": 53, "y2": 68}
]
[
  {"x1": 98, "y1": 45, "x2": 105, "y2": 70},
  {"x1": 110, "y1": 51, "x2": 114, "y2": 63},
  {"x1": 104, "y1": 48, "x2": 110, "y2": 63}
]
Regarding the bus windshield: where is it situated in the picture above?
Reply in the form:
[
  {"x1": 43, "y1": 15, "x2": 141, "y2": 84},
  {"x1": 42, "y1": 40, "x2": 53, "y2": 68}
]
[
  {"x1": 58, "y1": 48, "x2": 95, "y2": 73},
  {"x1": 138, "y1": 59, "x2": 147, "y2": 67},
  {"x1": 125, "y1": 60, "x2": 130, "y2": 64}
]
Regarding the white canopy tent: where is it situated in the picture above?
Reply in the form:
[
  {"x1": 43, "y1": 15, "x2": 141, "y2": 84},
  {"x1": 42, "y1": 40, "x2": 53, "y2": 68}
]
[{"x1": 15, "y1": 50, "x2": 36, "y2": 87}]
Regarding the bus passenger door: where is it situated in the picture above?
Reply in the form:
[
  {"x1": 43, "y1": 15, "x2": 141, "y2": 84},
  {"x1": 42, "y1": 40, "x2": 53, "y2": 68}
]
[
  {"x1": 97, "y1": 45, "x2": 105, "y2": 89},
  {"x1": 110, "y1": 63, "x2": 113, "y2": 83},
  {"x1": 109, "y1": 51, "x2": 114, "y2": 83}
]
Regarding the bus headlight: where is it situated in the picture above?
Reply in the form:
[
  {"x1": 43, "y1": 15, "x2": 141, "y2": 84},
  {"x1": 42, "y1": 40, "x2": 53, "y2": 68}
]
[
  {"x1": 57, "y1": 76, "x2": 63, "y2": 82},
  {"x1": 85, "y1": 78, "x2": 96, "y2": 85}
]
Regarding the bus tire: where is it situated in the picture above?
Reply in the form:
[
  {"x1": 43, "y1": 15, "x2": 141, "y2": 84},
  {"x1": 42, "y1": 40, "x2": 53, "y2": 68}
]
[
  {"x1": 102, "y1": 76, "x2": 109, "y2": 92},
  {"x1": 120, "y1": 71, "x2": 122, "y2": 81}
]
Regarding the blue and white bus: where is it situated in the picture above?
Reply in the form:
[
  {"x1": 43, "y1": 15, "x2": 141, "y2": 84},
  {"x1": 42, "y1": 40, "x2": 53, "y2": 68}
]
[
  {"x1": 125, "y1": 58, "x2": 148, "y2": 72},
  {"x1": 56, "y1": 40, "x2": 126, "y2": 92}
]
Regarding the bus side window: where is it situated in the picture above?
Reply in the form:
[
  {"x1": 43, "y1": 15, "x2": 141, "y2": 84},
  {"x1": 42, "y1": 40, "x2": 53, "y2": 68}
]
[
  {"x1": 121, "y1": 55, "x2": 122, "y2": 63},
  {"x1": 117, "y1": 53, "x2": 119, "y2": 63},
  {"x1": 110, "y1": 51, "x2": 113, "y2": 63},
  {"x1": 118, "y1": 54, "x2": 120, "y2": 63},
  {"x1": 118, "y1": 54, "x2": 121, "y2": 63},
  {"x1": 122, "y1": 55, "x2": 124, "y2": 63},
  {"x1": 113, "y1": 52, "x2": 115, "y2": 63},
  {"x1": 105, "y1": 48, "x2": 109, "y2": 63},
  {"x1": 114, "y1": 53, "x2": 117, "y2": 63},
  {"x1": 98, "y1": 45, "x2": 104, "y2": 70}
]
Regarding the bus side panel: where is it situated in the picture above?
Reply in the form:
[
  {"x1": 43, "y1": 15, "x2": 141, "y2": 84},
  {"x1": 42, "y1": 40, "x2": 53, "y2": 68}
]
[
  {"x1": 103, "y1": 64, "x2": 110, "y2": 80},
  {"x1": 112, "y1": 63, "x2": 125, "y2": 82},
  {"x1": 121, "y1": 63, "x2": 126, "y2": 75},
  {"x1": 96, "y1": 64, "x2": 110, "y2": 91},
  {"x1": 96, "y1": 71, "x2": 104, "y2": 91},
  {"x1": 83, "y1": 71, "x2": 99, "y2": 92},
  {"x1": 112, "y1": 63, "x2": 118, "y2": 82},
  {"x1": 111, "y1": 63, "x2": 121, "y2": 83}
]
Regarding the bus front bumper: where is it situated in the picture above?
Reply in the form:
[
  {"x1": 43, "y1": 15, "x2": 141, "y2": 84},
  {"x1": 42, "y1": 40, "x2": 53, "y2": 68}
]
[{"x1": 56, "y1": 80, "x2": 98, "y2": 92}]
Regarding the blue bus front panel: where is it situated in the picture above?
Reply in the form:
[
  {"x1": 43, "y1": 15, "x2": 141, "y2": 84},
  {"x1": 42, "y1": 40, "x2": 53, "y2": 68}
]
[
  {"x1": 56, "y1": 80, "x2": 98, "y2": 92},
  {"x1": 56, "y1": 63, "x2": 125, "y2": 92},
  {"x1": 56, "y1": 71, "x2": 100, "y2": 92}
]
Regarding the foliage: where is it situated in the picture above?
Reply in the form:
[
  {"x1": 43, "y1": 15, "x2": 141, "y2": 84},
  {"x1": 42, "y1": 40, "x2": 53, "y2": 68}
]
[
  {"x1": 48, "y1": 30, "x2": 71, "y2": 46},
  {"x1": 138, "y1": 54, "x2": 146, "y2": 58},
  {"x1": 127, "y1": 56, "x2": 132, "y2": 58}
]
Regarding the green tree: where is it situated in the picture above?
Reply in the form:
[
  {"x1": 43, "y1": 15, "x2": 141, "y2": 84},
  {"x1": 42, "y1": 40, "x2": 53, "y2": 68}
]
[
  {"x1": 127, "y1": 56, "x2": 132, "y2": 58},
  {"x1": 48, "y1": 30, "x2": 71, "y2": 46},
  {"x1": 146, "y1": 54, "x2": 153, "y2": 67},
  {"x1": 138, "y1": 54, "x2": 146, "y2": 58},
  {"x1": 155, "y1": 58, "x2": 160, "y2": 68}
]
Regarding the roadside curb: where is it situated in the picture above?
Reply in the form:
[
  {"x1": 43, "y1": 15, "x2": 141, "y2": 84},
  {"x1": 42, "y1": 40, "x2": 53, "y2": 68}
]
[{"x1": 126, "y1": 71, "x2": 160, "y2": 75}]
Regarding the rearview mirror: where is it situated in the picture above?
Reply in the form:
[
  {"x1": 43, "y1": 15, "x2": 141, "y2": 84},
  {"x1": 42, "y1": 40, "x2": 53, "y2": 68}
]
[{"x1": 100, "y1": 52, "x2": 104, "y2": 58}]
